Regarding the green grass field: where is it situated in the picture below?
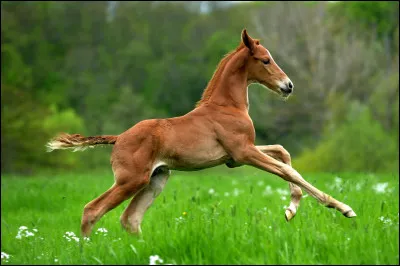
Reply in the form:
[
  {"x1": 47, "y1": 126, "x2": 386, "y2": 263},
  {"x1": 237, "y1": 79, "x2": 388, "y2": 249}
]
[{"x1": 1, "y1": 166, "x2": 399, "y2": 265}]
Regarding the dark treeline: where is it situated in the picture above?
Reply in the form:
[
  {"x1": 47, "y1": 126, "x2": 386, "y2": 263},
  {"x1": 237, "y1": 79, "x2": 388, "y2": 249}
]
[{"x1": 1, "y1": 1, "x2": 398, "y2": 174}]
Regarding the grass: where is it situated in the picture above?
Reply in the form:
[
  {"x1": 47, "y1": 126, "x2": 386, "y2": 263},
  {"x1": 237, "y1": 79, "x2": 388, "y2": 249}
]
[{"x1": 1, "y1": 165, "x2": 399, "y2": 265}]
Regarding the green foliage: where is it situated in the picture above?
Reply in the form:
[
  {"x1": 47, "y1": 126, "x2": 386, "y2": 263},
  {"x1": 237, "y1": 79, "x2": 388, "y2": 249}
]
[
  {"x1": 293, "y1": 103, "x2": 398, "y2": 173},
  {"x1": 103, "y1": 85, "x2": 168, "y2": 135},
  {"x1": 1, "y1": 44, "x2": 33, "y2": 89},
  {"x1": 367, "y1": 67, "x2": 399, "y2": 136},
  {"x1": 1, "y1": 1, "x2": 398, "y2": 174},
  {"x1": 43, "y1": 105, "x2": 86, "y2": 136},
  {"x1": 42, "y1": 105, "x2": 87, "y2": 169},
  {"x1": 1, "y1": 84, "x2": 51, "y2": 174},
  {"x1": 329, "y1": 1, "x2": 399, "y2": 39}
]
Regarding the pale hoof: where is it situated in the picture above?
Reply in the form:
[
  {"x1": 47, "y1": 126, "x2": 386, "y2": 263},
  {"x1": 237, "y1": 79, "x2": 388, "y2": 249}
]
[
  {"x1": 285, "y1": 209, "x2": 296, "y2": 222},
  {"x1": 343, "y1": 209, "x2": 357, "y2": 218}
]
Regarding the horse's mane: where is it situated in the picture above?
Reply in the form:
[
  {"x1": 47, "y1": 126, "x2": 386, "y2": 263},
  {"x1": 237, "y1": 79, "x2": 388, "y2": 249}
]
[
  {"x1": 195, "y1": 42, "x2": 246, "y2": 107},
  {"x1": 195, "y1": 39, "x2": 260, "y2": 107}
]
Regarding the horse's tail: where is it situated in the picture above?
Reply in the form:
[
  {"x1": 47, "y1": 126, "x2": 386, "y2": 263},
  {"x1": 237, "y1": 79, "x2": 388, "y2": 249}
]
[{"x1": 46, "y1": 133, "x2": 118, "y2": 152}]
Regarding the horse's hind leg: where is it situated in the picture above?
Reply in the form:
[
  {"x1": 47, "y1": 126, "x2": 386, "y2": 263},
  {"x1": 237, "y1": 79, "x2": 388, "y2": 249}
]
[
  {"x1": 256, "y1": 145, "x2": 302, "y2": 221},
  {"x1": 80, "y1": 169, "x2": 151, "y2": 237},
  {"x1": 120, "y1": 167, "x2": 170, "y2": 235}
]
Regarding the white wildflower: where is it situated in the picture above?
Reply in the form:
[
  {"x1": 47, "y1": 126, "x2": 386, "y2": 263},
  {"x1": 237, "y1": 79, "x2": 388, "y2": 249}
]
[
  {"x1": 25, "y1": 231, "x2": 35, "y2": 237},
  {"x1": 355, "y1": 183, "x2": 362, "y2": 191},
  {"x1": 175, "y1": 216, "x2": 184, "y2": 224},
  {"x1": 263, "y1": 185, "x2": 273, "y2": 196},
  {"x1": 372, "y1": 182, "x2": 389, "y2": 194},
  {"x1": 95, "y1": 228, "x2": 108, "y2": 236},
  {"x1": 149, "y1": 255, "x2": 164, "y2": 265},
  {"x1": 257, "y1": 181, "x2": 264, "y2": 187},
  {"x1": 328, "y1": 176, "x2": 343, "y2": 190},
  {"x1": 65, "y1": 231, "x2": 76, "y2": 237},
  {"x1": 208, "y1": 188, "x2": 215, "y2": 195},
  {"x1": 281, "y1": 196, "x2": 287, "y2": 201},
  {"x1": 33, "y1": 228, "x2": 38, "y2": 232},
  {"x1": 63, "y1": 231, "x2": 80, "y2": 243},
  {"x1": 1, "y1": 252, "x2": 11, "y2": 261},
  {"x1": 233, "y1": 188, "x2": 241, "y2": 197},
  {"x1": 54, "y1": 258, "x2": 59, "y2": 262},
  {"x1": 97, "y1": 228, "x2": 108, "y2": 233},
  {"x1": 334, "y1": 176, "x2": 342, "y2": 184},
  {"x1": 16, "y1": 226, "x2": 35, "y2": 239},
  {"x1": 224, "y1": 192, "x2": 230, "y2": 197},
  {"x1": 379, "y1": 216, "x2": 393, "y2": 226},
  {"x1": 276, "y1": 188, "x2": 289, "y2": 196}
]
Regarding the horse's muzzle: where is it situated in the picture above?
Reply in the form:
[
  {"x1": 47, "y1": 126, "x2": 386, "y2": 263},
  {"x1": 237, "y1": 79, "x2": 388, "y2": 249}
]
[{"x1": 279, "y1": 80, "x2": 293, "y2": 95}]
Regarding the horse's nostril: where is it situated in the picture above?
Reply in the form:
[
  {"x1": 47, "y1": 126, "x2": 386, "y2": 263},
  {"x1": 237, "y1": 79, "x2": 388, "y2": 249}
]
[
  {"x1": 288, "y1": 81, "x2": 293, "y2": 89},
  {"x1": 280, "y1": 86, "x2": 292, "y2": 94}
]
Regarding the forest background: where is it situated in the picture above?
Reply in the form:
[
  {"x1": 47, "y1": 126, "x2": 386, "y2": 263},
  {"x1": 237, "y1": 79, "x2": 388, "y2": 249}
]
[{"x1": 1, "y1": 1, "x2": 399, "y2": 175}]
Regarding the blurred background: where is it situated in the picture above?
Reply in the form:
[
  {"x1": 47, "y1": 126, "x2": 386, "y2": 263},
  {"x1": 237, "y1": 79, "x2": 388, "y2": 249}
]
[{"x1": 1, "y1": 1, "x2": 399, "y2": 175}]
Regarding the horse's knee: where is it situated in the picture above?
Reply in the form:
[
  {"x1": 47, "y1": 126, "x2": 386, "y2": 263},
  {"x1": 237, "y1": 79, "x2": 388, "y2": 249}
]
[
  {"x1": 82, "y1": 205, "x2": 98, "y2": 225},
  {"x1": 275, "y1": 145, "x2": 291, "y2": 164}
]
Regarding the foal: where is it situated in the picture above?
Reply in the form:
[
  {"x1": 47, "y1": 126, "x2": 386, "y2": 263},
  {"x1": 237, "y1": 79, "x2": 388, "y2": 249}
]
[{"x1": 47, "y1": 29, "x2": 356, "y2": 237}]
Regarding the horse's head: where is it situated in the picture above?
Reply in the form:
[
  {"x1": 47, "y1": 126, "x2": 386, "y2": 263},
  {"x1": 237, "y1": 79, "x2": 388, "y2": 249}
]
[{"x1": 242, "y1": 29, "x2": 293, "y2": 99}]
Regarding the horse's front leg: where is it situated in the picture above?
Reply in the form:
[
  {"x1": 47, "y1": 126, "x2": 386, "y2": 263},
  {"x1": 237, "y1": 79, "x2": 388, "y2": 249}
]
[
  {"x1": 226, "y1": 145, "x2": 302, "y2": 221},
  {"x1": 256, "y1": 145, "x2": 302, "y2": 221},
  {"x1": 230, "y1": 145, "x2": 356, "y2": 218}
]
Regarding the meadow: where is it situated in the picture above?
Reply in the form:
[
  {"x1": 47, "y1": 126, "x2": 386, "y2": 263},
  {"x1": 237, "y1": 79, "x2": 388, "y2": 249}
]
[{"x1": 1, "y1": 166, "x2": 399, "y2": 265}]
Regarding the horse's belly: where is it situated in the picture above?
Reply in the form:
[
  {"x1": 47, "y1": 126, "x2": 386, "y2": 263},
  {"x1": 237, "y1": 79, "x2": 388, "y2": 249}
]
[{"x1": 161, "y1": 141, "x2": 230, "y2": 171}]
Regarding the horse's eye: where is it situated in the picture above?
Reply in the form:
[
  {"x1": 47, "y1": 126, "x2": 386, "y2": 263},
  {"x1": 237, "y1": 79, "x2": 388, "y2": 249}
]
[{"x1": 262, "y1": 59, "x2": 270, "y2": 65}]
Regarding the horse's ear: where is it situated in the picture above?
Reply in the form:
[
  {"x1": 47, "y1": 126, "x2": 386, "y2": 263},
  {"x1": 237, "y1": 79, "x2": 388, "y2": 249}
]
[{"x1": 241, "y1": 29, "x2": 255, "y2": 54}]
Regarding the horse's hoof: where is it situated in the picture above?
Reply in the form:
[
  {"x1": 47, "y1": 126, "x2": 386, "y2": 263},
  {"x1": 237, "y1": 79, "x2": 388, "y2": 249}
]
[
  {"x1": 285, "y1": 209, "x2": 295, "y2": 222},
  {"x1": 343, "y1": 209, "x2": 357, "y2": 218}
]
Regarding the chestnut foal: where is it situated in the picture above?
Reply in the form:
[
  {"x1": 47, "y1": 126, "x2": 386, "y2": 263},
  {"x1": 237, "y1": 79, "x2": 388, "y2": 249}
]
[{"x1": 47, "y1": 29, "x2": 356, "y2": 237}]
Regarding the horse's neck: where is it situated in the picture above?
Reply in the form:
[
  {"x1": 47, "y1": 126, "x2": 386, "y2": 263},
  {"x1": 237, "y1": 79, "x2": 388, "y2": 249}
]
[{"x1": 208, "y1": 50, "x2": 249, "y2": 110}]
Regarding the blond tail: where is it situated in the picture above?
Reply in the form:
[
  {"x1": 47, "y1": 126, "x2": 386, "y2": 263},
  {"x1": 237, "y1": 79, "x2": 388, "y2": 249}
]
[{"x1": 46, "y1": 133, "x2": 118, "y2": 152}]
